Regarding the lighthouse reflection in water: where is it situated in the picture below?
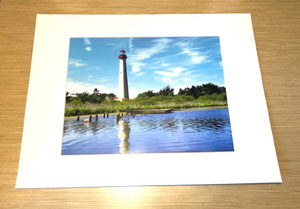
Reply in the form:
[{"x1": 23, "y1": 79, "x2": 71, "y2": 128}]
[
  {"x1": 118, "y1": 120, "x2": 131, "y2": 154},
  {"x1": 62, "y1": 108, "x2": 234, "y2": 155}
]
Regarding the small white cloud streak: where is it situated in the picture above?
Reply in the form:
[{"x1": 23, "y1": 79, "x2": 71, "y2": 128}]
[
  {"x1": 161, "y1": 63, "x2": 170, "y2": 67},
  {"x1": 161, "y1": 77, "x2": 173, "y2": 84},
  {"x1": 83, "y1": 38, "x2": 91, "y2": 45},
  {"x1": 181, "y1": 48, "x2": 207, "y2": 64},
  {"x1": 128, "y1": 38, "x2": 134, "y2": 51},
  {"x1": 132, "y1": 66, "x2": 140, "y2": 73},
  {"x1": 68, "y1": 59, "x2": 85, "y2": 68},
  {"x1": 192, "y1": 56, "x2": 206, "y2": 64},
  {"x1": 135, "y1": 72, "x2": 145, "y2": 77},
  {"x1": 176, "y1": 42, "x2": 187, "y2": 47},
  {"x1": 131, "y1": 62, "x2": 145, "y2": 73},
  {"x1": 155, "y1": 67, "x2": 187, "y2": 78},
  {"x1": 86, "y1": 46, "x2": 92, "y2": 51},
  {"x1": 105, "y1": 42, "x2": 117, "y2": 46},
  {"x1": 68, "y1": 59, "x2": 101, "y2": 74}
]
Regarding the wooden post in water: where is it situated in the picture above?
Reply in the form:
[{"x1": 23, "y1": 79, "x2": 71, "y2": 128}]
[
  {"x1": 107, "y1": 113, "x2": 109, "y2": 118},
  {"x1": 116, "y1": 114, "x2": 120, "y2": 123},
  {"x1": 95, "y1": 115, "x2": 98, "y2": 121},
  {"x1": 103, "y1": 112, "x2": 106, "y2": 118},
  {"x1": 89, "y1": 115, "x2": 92, "y2": 122},
  {"x1": 77, "y1": 116, "x2": 80, "y2": 121}
]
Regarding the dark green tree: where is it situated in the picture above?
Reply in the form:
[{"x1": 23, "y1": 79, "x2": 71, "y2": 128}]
[
  {"x1": 158, "y1": 85, "x2": 174, "y2": 96},
  {"x1": 93, "y1": 88, "x2": 100, "y2": 95},
  {"x1": 76, "y1": 92, "x2": 90, "y2": 103}
]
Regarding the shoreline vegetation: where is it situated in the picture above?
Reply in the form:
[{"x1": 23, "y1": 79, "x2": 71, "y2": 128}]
[{"x1": 65, "y1": 83, "x2": 228, "y2": 117}]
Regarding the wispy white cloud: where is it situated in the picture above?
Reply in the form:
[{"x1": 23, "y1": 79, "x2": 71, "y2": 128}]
[
  {"x1": 83, "y1": 38, "x2": 92, "y2": 52},
  {"x1": 135, "y1": 72, "x2": 145, "y2": 77},
  {"x1": 154, "y1": 67, "x2": 189, "y2": 87},
  {"x1": 68, "y1": 59, "x2": 86, "y2": 68},
  {"x1": 181, "y1": 48, "x2": 207, "y2": 64},
  {"x1": 134, "y1": 38, "x2": 171, "y2": 61},
  {"x1": 128, "y1": 37, "x2": 134, "y2": 51},
  {"x1": 105, "y1": 42, "x2": 117, "y2": 46},
  {"x1": 176, "y1": 42, "x2": 186, "y2": 47},
  {"x1": 85, "y1": 46, "x2": 92, "y2": 51},
  {"x1": 161, "y1": 77, "x2": 174, "y2": 85},
  {"x1": 83, "y1": 38, "x2": 91, "y2": 45},
  {"x1": 128, "y1": 38, "x2": 172, "y2": 76},
  {"x1": 131, "y1": 62, "x2": 145, "y2": 73},
  {"x1": 155, "y1": 67, "x2": 187, "y2": 78},
  {"x1": 161, "y1": 63, "x2": 170, "y2": 67},
  {"x1": 88, "y1": 65, "x2": 101, "y2": 71},
  {"x1": 68, "y1": 59, "x2": 101, "y2": 74}
]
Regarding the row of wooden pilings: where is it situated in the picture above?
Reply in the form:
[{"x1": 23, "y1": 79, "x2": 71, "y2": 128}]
[
  {"x1": 77, "y1": 111, "x2": 137, "y2": 123},
  {"x1": 116, "y1": 111, "x2": 137, "y2": 122},
  {"x1": 77, "y1": 112, "x2": 110, "y2": 123}
]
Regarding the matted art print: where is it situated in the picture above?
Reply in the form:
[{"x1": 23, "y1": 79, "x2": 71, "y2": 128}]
[{"x1": 16, "y1": 14, "x2": 281, "y2": 188}]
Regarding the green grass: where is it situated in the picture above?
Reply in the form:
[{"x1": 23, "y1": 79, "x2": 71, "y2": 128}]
[{"x1": 64, "y1": 94, "x2": 228, "y2": 116}]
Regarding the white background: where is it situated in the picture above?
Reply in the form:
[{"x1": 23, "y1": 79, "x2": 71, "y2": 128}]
[{"x1": 16, "y1": 14, "x2": 281, "y2": 188}]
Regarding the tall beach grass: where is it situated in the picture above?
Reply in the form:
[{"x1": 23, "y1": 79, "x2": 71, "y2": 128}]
[{"x1": 65, "y1": 95, "x2": 227, "y2": 116}]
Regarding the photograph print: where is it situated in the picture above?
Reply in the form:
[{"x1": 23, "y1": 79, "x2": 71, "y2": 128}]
[{"x1": 62, "y1": 36, "x2": 234, "y2": 155}]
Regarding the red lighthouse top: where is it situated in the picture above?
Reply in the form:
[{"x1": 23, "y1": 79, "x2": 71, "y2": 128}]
[{"x1": 119, "y1": 49, "x2": 127, "y2": 59}]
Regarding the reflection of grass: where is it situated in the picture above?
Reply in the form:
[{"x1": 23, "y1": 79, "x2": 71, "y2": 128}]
[{"x1": 65, "y1": 94, "x2": 228, "y2": 116}]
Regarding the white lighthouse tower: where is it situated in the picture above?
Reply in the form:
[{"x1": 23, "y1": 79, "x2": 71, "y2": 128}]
[{"x1": 118, "y1": 49, "x2": 129, "y2": 100}]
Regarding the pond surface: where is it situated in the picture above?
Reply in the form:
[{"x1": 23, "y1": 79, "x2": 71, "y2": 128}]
[{"x1": 62, "y1": 108, "x2": 234, "y2": 155}]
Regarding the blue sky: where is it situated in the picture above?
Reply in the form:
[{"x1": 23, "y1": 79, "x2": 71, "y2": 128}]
[{"x1": 66, "y1": 36, "x2": 225, "y2": 98}]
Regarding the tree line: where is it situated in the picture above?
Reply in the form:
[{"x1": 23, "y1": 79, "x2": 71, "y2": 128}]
[
  {"x1": 66, "y1": 83, "x2": 226, "y2": 104},
  {"x1": 136, "y1": 83, "x2": 226, "y2": 99},
  {"x1": 66, "y1": 88, "x2": 116, "y2": 104}
]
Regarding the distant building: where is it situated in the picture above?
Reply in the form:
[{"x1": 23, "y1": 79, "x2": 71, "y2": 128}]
[{"x1": 118, "y1": 49, "x2": 129, "y2": 100}]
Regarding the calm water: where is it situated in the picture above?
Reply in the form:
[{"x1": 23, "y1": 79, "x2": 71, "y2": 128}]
[{"x1": 62, "y1": 108, "x2": 234, "y2": 155}]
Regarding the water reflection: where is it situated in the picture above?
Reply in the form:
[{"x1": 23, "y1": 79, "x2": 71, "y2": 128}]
[
  {"x1": 83, "y1": 122, "x2": 90, "y2": 128},
  {"x1": 118, "y1": 120, "x2": 131, "y2": 154}
]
